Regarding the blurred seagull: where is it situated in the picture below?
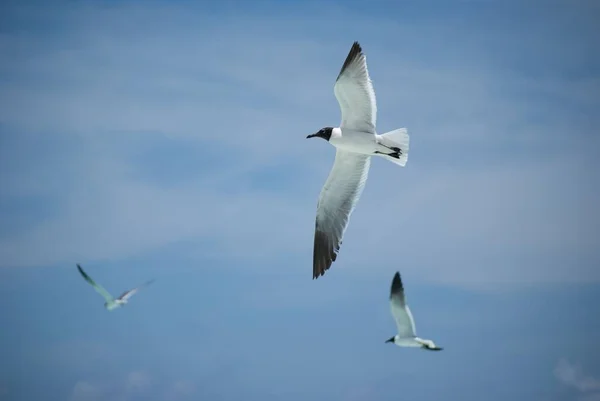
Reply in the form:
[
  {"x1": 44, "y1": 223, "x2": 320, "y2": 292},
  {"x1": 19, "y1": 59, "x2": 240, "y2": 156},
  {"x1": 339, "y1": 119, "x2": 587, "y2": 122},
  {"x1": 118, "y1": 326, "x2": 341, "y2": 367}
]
[
  {"x1": 307, "y1": 41, "x2": 410, "y2": 279},
  {"x1": 385, "y1": 271, "x2": 442, "y2": 351},
  {"x1": 76, "y1": 264, "x2": 154, "y2": 311}
]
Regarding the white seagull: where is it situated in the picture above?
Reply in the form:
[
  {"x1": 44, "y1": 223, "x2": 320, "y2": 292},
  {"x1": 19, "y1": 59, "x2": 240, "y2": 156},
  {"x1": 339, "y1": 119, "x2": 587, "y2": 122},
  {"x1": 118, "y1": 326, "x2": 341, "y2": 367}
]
[
  {"x1": 76, "y1": 264, "x2": 154, "y2": 311},
  {"x1": 307, "y1": 41, "x2": 410, "y2": 279},
  {"x1": 386, "y1": 271, "x2": 442, "y2": 351}
]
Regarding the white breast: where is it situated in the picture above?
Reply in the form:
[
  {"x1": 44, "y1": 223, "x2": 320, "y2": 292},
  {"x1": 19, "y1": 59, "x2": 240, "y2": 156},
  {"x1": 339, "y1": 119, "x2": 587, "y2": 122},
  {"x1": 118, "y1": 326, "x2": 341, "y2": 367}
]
[{"x1": 330, "y1": 128, "x2": 377, "y2": 154}]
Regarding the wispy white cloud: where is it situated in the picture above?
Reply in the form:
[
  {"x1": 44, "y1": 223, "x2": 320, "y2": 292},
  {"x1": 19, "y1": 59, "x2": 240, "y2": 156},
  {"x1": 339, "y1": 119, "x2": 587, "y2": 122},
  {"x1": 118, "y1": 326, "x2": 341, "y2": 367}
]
[
  {"x1": 125, "y1": 371, "x2": 151, "y2": 394},
  {"x1": 555, "y1": 358, "x2": 600, "y2": 400},
  {"x1": 70, "y1": 371, "x2": 150, "y2": 401},
  {"x1": 0, "y1": 2, "x2": 597, "y2": 288},
  {"x1": 582, "y1": 394, "x2": 600, "y2": 401},
  {"x1": 37, "y1": 340, "x2": 117, "y2": 373},
  {"x1": 70, "y1": 380, "x2": 115, "y2": 401},
  {"x1": 164, "y1": 380, "x2": 196, "y2": 401},
  {"x1": 70, "y1": 371, "x2": 195, "y2": 401}
]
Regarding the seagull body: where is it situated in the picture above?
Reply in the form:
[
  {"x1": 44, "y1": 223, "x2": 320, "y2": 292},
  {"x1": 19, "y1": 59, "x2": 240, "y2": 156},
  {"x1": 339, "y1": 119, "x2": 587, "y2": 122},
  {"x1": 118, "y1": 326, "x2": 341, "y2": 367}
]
[
  {"x1": 386, "y1": 271, "x2": 442, "y2": 351},
  {"x1": 76, "y1": 264, "x2": 154, "y2": 311},
  {"x1": 307, "y1": 41, "x2": 410, "y2": 279}
]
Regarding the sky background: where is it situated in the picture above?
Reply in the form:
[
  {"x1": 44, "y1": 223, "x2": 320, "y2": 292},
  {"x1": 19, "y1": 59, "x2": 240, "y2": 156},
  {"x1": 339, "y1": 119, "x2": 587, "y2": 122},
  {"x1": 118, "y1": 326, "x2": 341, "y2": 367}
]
[{"x1": 0, "y1": 0, "x2": 599, "y2": 400}]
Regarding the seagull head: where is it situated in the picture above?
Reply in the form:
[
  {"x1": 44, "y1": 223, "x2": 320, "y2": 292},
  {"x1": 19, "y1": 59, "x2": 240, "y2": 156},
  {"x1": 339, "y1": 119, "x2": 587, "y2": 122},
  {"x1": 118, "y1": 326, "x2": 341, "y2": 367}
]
[
  {"x1": 385, "y1": 336, "x2": 396, "y2": 344},
  {"x1": 307, "y1": 127, "x2": 333, "y2": 141}
]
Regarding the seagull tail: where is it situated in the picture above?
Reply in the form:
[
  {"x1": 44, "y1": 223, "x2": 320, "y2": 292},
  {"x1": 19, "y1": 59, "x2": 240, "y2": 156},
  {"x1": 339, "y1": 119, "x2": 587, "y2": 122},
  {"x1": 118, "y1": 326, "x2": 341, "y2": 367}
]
[{"x1": 375, "y1": 128, "x2": 410, "y2": 167}]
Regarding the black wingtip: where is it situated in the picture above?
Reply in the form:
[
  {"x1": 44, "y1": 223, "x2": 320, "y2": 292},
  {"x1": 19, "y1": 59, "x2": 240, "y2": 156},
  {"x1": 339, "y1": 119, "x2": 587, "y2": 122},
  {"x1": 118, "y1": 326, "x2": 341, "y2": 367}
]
[
  {"x1": 76, "y1": 263, "x2": 90, "y2": 281},
  {"x1": 312, "y1": 229, "x2": 338, "y2": 280},
  {"x1": 337, "y1": 41, "x2": 364, "y2": 81},
  {"x1": 390, "y1": 271, "x2": 404, "y2": 298}
]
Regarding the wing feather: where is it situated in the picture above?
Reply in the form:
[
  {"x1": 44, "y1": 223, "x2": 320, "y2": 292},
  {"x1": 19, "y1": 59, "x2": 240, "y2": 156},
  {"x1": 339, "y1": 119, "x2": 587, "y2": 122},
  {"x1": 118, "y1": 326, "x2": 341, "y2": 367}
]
[
  {"x1": 389, "y1": 272, "x2": 417, "y2": 337},
  {"x1": 117, "y1": 279, "x2": 155, "y2": 302},
  {"x1": 77, "y1": 264, "x2": 114, "y2": 303},
  {"x1": 312, "y1": 150, "x2": 370, "y2": 278},
  {"x1": 333, "y1": 41, "x2": 377, "y2": 133}
]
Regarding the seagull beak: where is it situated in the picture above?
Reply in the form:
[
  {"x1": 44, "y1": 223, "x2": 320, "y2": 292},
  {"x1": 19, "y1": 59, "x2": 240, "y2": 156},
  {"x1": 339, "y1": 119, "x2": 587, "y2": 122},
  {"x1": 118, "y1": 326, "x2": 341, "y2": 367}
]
[
  {"x1": 385, "y1": 337, "x2": 395, "y2": 343},
  {"x1": 306, "y1": 133, "x2": 318, "y2": 139}
]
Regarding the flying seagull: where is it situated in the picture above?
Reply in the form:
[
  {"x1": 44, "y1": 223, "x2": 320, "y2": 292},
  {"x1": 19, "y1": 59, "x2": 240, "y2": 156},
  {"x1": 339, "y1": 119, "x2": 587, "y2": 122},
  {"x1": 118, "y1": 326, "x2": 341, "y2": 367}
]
[
  {"x1": 76, "y1": 264, "x2": 154, "y2": 311},
  {"x1": 385, "y1": 271, "x2": 442, "y2": 351},
  {"x1": 307, "y1": 41, "x2": 410, "y2": 279}
]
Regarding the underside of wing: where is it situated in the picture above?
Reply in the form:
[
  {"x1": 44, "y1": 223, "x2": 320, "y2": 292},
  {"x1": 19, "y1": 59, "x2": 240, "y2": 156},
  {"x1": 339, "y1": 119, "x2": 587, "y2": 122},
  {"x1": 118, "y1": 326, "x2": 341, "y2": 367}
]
[
  {"x1": 389, "y1": 272, "x2": 406, "y2": 305},
  {"x1": 391, "y1": 302, "x2": 417, "y2": 338},
  {"x1": 117, "y1": 288, "x2": 138, "y2": 301},
  {"x1": 333, "y1": 41, "x2": 377, "y2": 133},
  {"x1": 77, "y1": 264, "x2": 114, "y2": 302},
  {"x1": 313, "y1": 150, "x2": 371, "y2": 279},
  {"x1": 389, "y1": 272, "x2": 416, "y2": 337},
  {"x1": 117, "y1": 279, "x2": 154, "y2": 301}
]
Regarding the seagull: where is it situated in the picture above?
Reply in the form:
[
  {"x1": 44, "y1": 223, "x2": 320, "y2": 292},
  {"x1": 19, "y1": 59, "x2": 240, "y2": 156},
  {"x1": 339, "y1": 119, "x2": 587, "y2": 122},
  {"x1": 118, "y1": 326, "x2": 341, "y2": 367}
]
[
  {"x1": 76, "y1": 264, "x2": 154, "y2": 311},
  {"x1": 307, "y1": 41, "x2": 410, "y2": 279},
  {"x1": 385, "y1": 271, "x2": 442, "y2": 351}
]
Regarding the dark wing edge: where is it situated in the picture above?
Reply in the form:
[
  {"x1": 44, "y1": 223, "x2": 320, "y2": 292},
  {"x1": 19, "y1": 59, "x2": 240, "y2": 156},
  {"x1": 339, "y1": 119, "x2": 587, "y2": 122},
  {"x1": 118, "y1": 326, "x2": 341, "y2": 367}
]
[
  {"x1": 116, "y1": 279, "x2": 155, "y2": 301},
  {"x1": 143, "y1": 279, "x2": 156, "y2": 287},
  {"x1": 311, "y1": 151, "x2": 370, "y2": 280},
  {"x1": 390, "y1": 271, "x2": 406, "y2": 304},
  {"x1": 116, "y1": 289, "x2": 133, "y2": 300},
  {"x1": 77, "y1": 263, "x2": 96, "y2": 286},
  {"x1": 312, "y1": 228, "x2": 339, "y2": 279},
  {"x1": 336, "y1": 41, "x2": 363, "y2": 82},
  {"x1": 117, "y1": 279, "x2": 154, "y2": 299}
]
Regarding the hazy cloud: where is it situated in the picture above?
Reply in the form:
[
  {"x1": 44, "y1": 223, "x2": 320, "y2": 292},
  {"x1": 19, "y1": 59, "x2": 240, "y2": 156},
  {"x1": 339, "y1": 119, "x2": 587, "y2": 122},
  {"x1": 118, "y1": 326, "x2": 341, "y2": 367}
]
[
  {"x1": 0, "y1": 2, "x2": 597, "y2": 288},
  {"x1": 70, "y1": 371, "x2": 196, "y2": 401},
  {"x1": 70, "y1": 380, "x2": 108, "y2": 401},
  {"x1": 555, "y1": 359, "x2": 600, "y2": 400},
  {"x1": 70, "y1": 371, "x2": 151, "y2": 401},
  {"x1": 125, "y1": 371, "x2": 151, "y2": 394},
  {"x1": 164, "y1": 380, "x2": 196, "y2": 401}
]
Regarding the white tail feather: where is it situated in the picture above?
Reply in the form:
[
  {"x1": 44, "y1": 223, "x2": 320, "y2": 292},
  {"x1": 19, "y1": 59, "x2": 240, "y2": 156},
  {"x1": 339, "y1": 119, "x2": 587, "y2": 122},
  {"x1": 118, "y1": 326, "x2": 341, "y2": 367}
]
[{"x1": 375, "y1": 128, "x2": 410, "y2": 167}]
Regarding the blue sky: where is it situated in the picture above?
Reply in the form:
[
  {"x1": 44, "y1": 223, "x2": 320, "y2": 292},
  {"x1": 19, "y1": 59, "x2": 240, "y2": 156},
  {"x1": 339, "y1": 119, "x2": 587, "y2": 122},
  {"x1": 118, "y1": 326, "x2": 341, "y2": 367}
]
[{"x1": 0, "y1": 0, "x2": 599, "y2": 400}]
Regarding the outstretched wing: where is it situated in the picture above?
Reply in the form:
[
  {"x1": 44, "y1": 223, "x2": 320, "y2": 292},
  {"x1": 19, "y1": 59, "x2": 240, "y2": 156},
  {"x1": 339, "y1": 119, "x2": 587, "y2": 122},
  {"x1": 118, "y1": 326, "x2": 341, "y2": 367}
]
[
  {"x1": 77, "y1": 264, "x2": 114, "y2": 303},
  {"x1": 116, "y1": 279, "x2": 155, "y2": 302},
  {"x1": 389, "y1": 272, "x2": 417, "y2": 338},
  {"x1": 333, "y1": 41, "x2": 377, "y2": 133},
  {"x1": 313, "y1": 150, "x2": 371, "y2": 279}
]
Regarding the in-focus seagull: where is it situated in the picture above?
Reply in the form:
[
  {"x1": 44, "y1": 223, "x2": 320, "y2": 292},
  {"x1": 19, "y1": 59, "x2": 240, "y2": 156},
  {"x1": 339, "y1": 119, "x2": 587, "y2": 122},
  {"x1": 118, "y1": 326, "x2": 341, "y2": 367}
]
[
  {"x1": 76, "y1": 264, "x2": 154, "y2": 311},
  {"x1": 307, "y1": 41, "x2": 410, "y2": 279},
  {"x1": 385, "y1": 271, "x2": 442, "y2": 351}
]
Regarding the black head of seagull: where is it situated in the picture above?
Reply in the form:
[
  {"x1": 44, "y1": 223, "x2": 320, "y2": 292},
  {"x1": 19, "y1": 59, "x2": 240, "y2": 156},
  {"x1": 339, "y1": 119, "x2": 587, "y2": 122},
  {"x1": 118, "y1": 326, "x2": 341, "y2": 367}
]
[
  {"x1": 307, "y1": 127, "x2": 333, "y2": 141},
  {"x1": 385, "y1": 336, "x2": 396, "y2": 344}
]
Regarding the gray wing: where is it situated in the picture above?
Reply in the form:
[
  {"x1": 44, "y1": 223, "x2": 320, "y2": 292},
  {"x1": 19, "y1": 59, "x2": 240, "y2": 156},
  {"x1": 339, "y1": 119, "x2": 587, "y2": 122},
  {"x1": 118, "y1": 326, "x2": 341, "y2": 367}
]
[
  {"x1": 313, "y1": 150, "x2": 371, "y2": 279},
  {"x1": 117, "y1": 279, "x2": 155, "y2": 302},
  {"x1": 77, "y1": 264, "x2": 114, "y2": 303},
  {"x1": 389, "y1": 272, "x2": 417, "y2": 338},
  {"x1": 333, "y1": 41, "x2": 377, "y2": 133}
]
